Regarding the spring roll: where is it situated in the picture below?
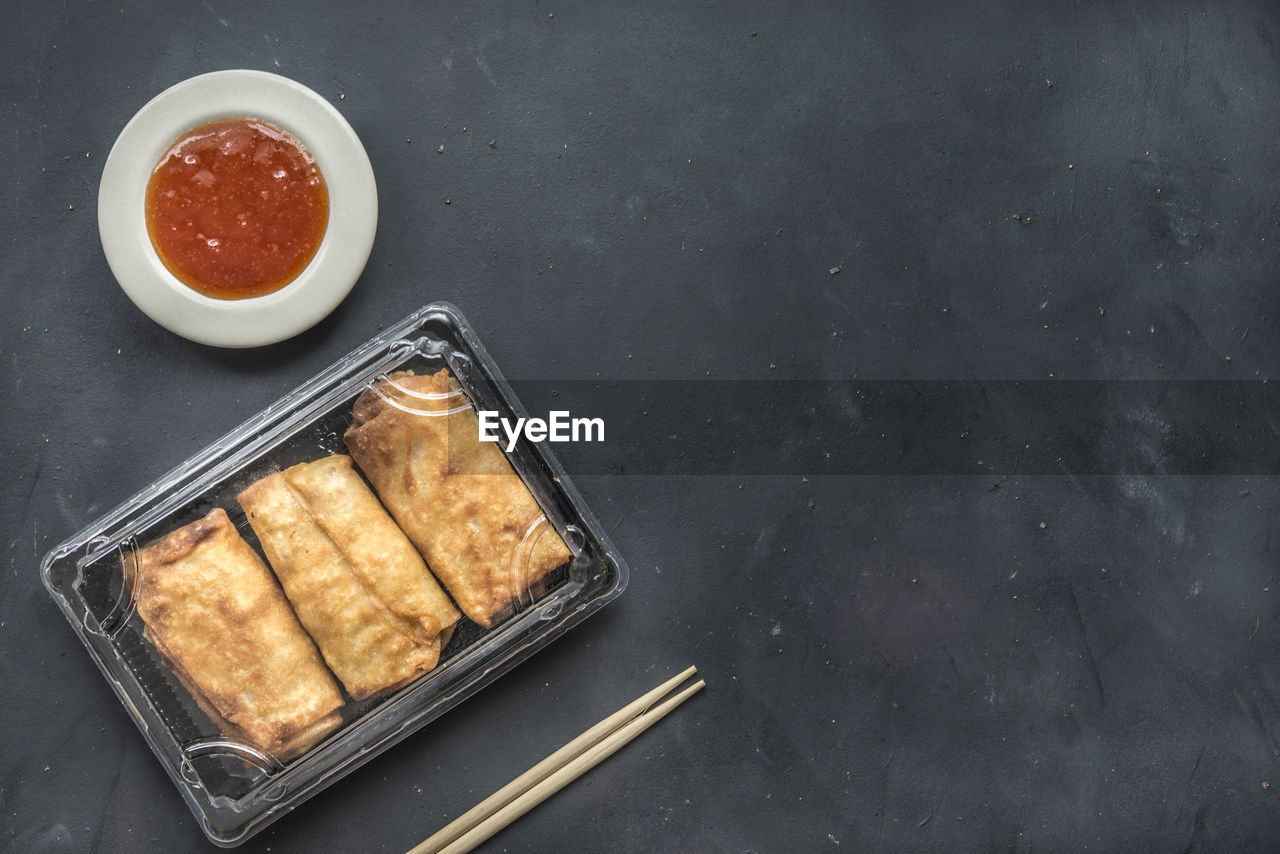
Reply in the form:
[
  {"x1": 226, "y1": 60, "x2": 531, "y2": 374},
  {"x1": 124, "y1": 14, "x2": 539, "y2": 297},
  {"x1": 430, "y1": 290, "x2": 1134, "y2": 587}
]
[
  {"x1": 239, "y1": 455, "x2": 459, "y2": 699},
  {"x1": 343, "y1": 369, "x2": 572, "y2": 628},
  {"x1": 133, "y1": 508, "x2": 343, "y2": 759}
]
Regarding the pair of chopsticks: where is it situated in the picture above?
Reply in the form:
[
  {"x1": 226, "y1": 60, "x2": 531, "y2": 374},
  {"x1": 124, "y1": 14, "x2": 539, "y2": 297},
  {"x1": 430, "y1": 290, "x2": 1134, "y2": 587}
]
[{"x1": 408, "y1": 666, "x2": 704, "y2": 854}]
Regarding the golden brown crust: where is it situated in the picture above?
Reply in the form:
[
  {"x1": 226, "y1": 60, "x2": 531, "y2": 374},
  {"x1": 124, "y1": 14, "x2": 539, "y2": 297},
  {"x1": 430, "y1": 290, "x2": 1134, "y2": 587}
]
[
  {"x1": 344, "y1": 370, "x2": 572, "y2": 628},
  {"x1": 281, "y1": 455, "x2": 460, "y2": 637},
  {"x1": 238, "y1": 456, "x2": 458, "y2": 700},
  {"x1": 133, "y1": 508, "x2": 343, "y2": 759},
  {"x1": 147, "y1": 635, "x2": 342, "y2": 759}
]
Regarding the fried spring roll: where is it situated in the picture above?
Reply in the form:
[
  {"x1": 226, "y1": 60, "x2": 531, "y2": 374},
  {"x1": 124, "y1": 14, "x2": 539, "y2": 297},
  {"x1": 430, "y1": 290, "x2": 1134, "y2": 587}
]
[
  {"x1": 239, "y1": 455, "x2": 459, "y2": 699},
  {"x1": 343, "y1": 369, "x2": 572, "y2": 628},
  {"x1": 133, "y1": 508, "x2": 343, "y2": 759}
]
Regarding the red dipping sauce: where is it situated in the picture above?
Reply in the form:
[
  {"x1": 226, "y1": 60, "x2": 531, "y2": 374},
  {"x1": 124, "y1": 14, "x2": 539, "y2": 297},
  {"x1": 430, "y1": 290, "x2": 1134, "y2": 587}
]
[{"x1": 145, "y1": 117, "x2": 329, "y2": 300}]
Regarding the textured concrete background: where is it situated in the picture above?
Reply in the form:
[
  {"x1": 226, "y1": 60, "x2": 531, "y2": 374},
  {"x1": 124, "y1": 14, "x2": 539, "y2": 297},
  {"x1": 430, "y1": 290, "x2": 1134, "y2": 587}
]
[{"x1": 5, "y1": 1, "x2": 1280, "y2": 851}]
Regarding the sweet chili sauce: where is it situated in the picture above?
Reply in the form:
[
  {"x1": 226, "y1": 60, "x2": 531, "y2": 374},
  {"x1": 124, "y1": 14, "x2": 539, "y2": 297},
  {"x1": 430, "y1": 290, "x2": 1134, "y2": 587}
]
[{"x1": 144, "y1": 117, "x2": 329, "y2": 300}]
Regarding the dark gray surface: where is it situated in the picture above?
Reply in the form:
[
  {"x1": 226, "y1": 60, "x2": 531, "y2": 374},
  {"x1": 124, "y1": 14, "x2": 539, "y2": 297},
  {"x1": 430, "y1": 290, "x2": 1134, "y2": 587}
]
[{"x1": 5, "y1": 1, "x2": 1280, "y2": 851}]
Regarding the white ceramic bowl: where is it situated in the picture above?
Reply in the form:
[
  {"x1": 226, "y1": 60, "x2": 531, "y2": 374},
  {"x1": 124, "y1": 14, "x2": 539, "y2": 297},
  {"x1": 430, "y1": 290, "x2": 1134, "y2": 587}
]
[{"x1": 98, "y1": 69, "x2": 378, "y2": 348}]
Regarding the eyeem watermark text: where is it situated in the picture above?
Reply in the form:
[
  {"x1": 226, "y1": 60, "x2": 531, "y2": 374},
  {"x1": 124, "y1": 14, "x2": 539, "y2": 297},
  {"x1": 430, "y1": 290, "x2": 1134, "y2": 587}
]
[{"x1": 478, "y1": 410, "x2": 605, "y2": 452}]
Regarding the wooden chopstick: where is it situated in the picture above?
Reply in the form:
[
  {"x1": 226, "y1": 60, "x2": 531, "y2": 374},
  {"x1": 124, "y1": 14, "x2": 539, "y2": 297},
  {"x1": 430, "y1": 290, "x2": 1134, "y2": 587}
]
[{"x1": 408, "y1": 666, "x2": 703, "y2": 854}]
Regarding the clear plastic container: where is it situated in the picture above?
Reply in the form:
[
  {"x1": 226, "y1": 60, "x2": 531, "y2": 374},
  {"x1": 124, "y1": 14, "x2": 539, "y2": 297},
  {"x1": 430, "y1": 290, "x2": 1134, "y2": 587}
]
[{"x1": 40, "y1": 303, "x2": 628, "y2": 846}]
